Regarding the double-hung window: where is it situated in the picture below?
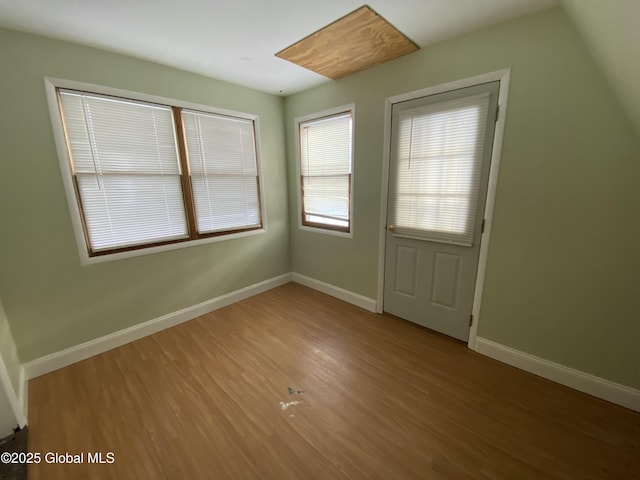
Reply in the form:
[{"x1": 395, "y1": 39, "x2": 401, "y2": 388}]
[
  {"x1": 48, "y1": 80, "x2": 263, "y2": 262},
  {"x1": 296, "y1": 105, "x2": 354, "y2": 234}
]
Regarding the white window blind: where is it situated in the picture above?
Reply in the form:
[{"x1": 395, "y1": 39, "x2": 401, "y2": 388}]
[
  {"x1": 393, "y1": 93, "x2": 490, "y2": 246},
  {"x1": 181, "y1": 110, "x2": 261, "y2": 234},
  {"x1": 58, "y1": 90, "x2": 188, "y2": 252},
  {"x1": 299, "y1": 112, "x2": 352, "y2": 231}
]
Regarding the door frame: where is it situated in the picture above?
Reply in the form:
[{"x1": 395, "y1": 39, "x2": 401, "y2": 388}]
[
  {"x1": 0, "y1": 299, "x2": 27, "y2": 432},
  {"x1": 376, "y1": 69, "x2": 511, "y2": 350}
]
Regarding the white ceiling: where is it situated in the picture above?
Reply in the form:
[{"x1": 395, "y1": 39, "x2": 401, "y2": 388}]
[{"x1": 0, "y1": 0, "x2": 559, "y2": 96}]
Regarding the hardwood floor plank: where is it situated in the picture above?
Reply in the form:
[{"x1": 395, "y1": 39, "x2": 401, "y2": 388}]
[{"x1": 28, "y1": 283, "x2": 640, "y2": 479}]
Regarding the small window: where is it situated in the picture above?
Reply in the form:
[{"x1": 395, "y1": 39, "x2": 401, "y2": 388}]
[
  {"x1": 297, "y1": 106, "x2": 354, "y2": 234},
  {"x1": 51, "y1": 83, "x2": 264, "y2": 261}
]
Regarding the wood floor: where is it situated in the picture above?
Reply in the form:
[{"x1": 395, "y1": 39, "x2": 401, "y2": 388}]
[{"x1": 28, "y1": 283, "x2": 640, "y2": 479}]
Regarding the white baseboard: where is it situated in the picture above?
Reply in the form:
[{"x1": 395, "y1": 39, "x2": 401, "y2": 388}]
[
  {"x1": 24, "y1": 273, "x2": 292, "y2": 379},
  {"x1": 291, "y1": 273, "x2": 378, "y2": 312},
  {"x1": 475, "y1": 337, "x2": 640, "y2": 412}
]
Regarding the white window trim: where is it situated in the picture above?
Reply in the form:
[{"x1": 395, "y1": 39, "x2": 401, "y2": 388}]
[
  {"x1": 294, "y1": 103, "x2": 355, "y2": 238},
  {"x1": 44, "y1": 77, "x2": 267, "y2": 265}
]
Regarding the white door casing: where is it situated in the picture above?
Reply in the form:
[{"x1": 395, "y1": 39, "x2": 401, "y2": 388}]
[{"x1": 0, "y1": 355, "x2": 24, "y2": 437}]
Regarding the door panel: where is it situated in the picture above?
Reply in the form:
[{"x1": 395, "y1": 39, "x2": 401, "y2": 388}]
[
  {"x1": 431, "y1": 251, "x2": 461, "y2": 309},
  {"x1": 384, "y1": 82, "x2": 499, "y2": 341},
  {"x1": 394, "y1": 246, "x2": 419, "y2": 297}
]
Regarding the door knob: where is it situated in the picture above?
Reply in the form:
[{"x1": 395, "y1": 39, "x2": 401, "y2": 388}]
[{"x1": 387, "y1": 225, "x2": 395, "y2": 233}]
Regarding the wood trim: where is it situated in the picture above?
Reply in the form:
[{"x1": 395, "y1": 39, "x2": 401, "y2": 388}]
[
  {"x1": 252, "y1": 120, "x2": 264, "y2": 229},
  {"x1": 255, "y1": 174, "x2": 264, "y2": 228},
  {"x1": 300, "y1": 174, "x2": 306, "y2": 226},
  {"x1": 190, "y1": 224, "x2": 263, "y2": 239},
  {"x1": 347, "y1": 172, "x2": 352, "y2": 232},
  {"x1": 88, "y1": 236, "x2": 189, "y2": 257},
  {"x1": 71, "y1": 175, "x2": 94, "y2": 255},
  {"x1": 172, "y1": 106, "x2": 199, "y2": 238},
  {"x1": 87, "y1": 225, "x2": 263, "y2": 258}
]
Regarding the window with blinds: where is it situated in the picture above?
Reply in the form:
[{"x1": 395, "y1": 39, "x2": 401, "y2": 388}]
[
  {"x1": 393, "y1": 94, "x2": 490, "y2": 246},
  {"x1": 298, "y1": 109, "x2": 353, "y2": 233},
  {"x1": 181, "y1": 111, "x2": 261, "y2": 234},
  {"x1": 56, "y1": 88, "x2": 263, "y2": 258}
]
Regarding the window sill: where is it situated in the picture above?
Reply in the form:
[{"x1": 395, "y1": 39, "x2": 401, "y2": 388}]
[
  {"x1": 298, "y1": 224, "x2": 352, "y2": 239},
  {"x1": 78, "y1": 228, "x2": 267, "y2": 265}
]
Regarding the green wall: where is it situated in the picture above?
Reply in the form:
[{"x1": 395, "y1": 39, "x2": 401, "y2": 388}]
[
  {"x1": 284, "y1": 7, "x2": 640, "y2": 389},
  {"x1": 0, "y1": 298, "x2": 21, "y2": 395},
  {"x1": 0, "y1": 28, "x2": 290, "y2": 362},
  {"x1": 562, "y1": 0, "x2": 640, "y2": 135}
]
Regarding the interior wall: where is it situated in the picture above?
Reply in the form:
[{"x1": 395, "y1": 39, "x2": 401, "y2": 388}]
[
  {"x1": 284, "y1": 7, "x2": 640, "y2": 389},
  {"x1": 562, "y1": 0, "x2": 640, "y2": 135},
  {"x1": 0, "y1": 27, "x2": 291, "y2": 362}
]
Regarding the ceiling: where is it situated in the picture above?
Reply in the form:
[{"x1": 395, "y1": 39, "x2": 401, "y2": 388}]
[{"x1": 0, "y1": 0, "x2": 559, "y2": 96}]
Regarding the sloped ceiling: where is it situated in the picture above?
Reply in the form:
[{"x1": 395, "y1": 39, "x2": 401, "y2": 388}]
[{"x1": 562, "y1": 0, "x2": 640, "y2": 136}]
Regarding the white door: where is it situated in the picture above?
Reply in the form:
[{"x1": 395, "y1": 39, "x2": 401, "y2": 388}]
[{"x1": 384, "y1": 82, "x2": 499, "y2": 342}]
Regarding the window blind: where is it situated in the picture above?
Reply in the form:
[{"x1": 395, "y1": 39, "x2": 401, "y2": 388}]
[
  {"x1": 181, "y1": 110, "x2": 261, "y2": 234},
  {"x1": 393, "y1": 93, "x2": 490, "y2": 246},
  {"x1": 299, "y1": 112, "x2": 352, "y2": 230},
  {"x1": 58, "y1": 90, "x2": 188, "y2": 252}
]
